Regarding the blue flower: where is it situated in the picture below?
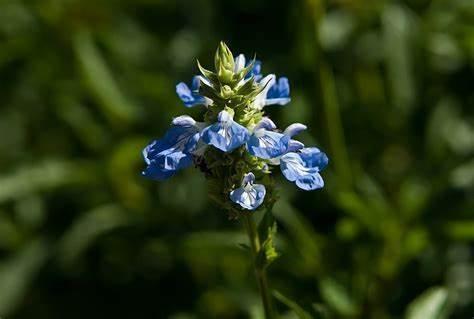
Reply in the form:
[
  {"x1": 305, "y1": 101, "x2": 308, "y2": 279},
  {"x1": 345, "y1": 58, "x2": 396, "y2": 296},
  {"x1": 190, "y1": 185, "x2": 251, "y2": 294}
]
[
  {"x1": 230, "y1": 172, "x2": 266, "y2": 210},
  {"x1": 176, "y1": 76, "x2": 210, "y2": 108},
  {"x1": 234, "y1": 55, "x2": 291, "y2": 109},
  {"x1": 234, "y1": 54, "x2": 262, "y2": 81},
  {"x1": 253, "y1": 75, "x2": 291, "y2": 109},
  {"x1": 246, "y1": 117, "x2": 291, "y2": 159},
  {"x1": 280, "y1": 147, "x2": 329, "y2": 190},
  {"x1": 142, "y1": 116, "x2": 203, "y2": 180},
  {"x1": 201, "y1": 110, "x2": 250, "y2": 152},
  {"x1": 266, "y1": 77, "x2": 290, "y2": 105}
]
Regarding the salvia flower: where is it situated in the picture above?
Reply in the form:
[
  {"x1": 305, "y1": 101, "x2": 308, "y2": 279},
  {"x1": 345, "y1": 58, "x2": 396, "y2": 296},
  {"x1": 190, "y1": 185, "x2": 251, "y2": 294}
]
[
  {"x1": 201, "y1": 109, "x2": 250, "y2": 152},
  {"x1": 280, "y1": 147, "x2": 329, "y2": 190},
  {"x1": 246, "y1": 117, "x2": 290, "y2": 160},
  {"x1": 230, "y1": 173, "x2": 266, "y2": 210},
  {"x1": 142, "y1": 42, "x2": 328, "y2": 216},
  {"x1": 176, "y1": 76, "x2": 210, "y2": 107},
  {"x1": 142, "y1": 116, "x2": 203, "y2": 180}
]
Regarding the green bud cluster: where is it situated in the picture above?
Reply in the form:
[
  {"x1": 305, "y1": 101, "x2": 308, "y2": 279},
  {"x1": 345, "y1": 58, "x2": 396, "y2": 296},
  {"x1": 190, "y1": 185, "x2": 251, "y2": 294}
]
[{"x1": 197, "y1": 42, "x2": 277, "y2": 218}]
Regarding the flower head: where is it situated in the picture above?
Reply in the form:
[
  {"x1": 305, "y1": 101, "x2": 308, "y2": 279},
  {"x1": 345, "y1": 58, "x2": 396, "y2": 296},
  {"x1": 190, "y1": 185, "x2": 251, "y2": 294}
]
[
  {"x1": 142, "y1": 42, "x2": 328, "y2": 216},
  {"x1": 230, "y1": 173, "x2": 266, "y2": 210}
]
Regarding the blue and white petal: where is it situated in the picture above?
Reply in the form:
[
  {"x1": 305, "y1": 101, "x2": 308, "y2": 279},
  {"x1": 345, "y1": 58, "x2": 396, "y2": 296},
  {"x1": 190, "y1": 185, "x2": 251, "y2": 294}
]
[
  {"x1": 253, "y1": 74, "x2": 276, "y2": 110},
  {"x1": 247, "y1": 60, "x2": 262, "y2": 81},
  {"x1": 142, "y1": 116, "x2": 203, "y2": 180},
  {"x1": 280, "y1": 148, "x2": 328, "y2": 190},
  {"x1": 295, "y1": 173, "x2": 324, "y2": 191},
  {"x1": 230, "y1": 173, "x2": 266, "y2": 210},
  {"x1": 142, "y1": 140, "x2": 193, "y2": 180},
  {"x1": 284, "y1": 123, "x2": 307, "y2": 137},
  {"x1": 176, "y1": 76, "x2": 210, "y2": 108},
  {"x1": 266, "y1": 77, "x2": 291, "y2": 106},
  {"x1": 247, "y1": 118, "x2": 290, "y2": 159},
  {"x1": 299, "y1": 147, "x2": 329, "y2": 171},
  {"x1": 234, "y1": 54, "x2": 246, "y2": 73},
  {"x1": 201, "y1": 110, "x2": 250, "y2": 152}
]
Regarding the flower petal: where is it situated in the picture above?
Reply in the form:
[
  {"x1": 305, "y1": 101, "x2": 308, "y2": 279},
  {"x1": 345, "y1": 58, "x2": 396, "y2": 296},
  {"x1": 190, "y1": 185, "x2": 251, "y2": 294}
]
[
  {"x1": 201, "y1": 111, "x2": 249, "y2": 152},
  {"x1": 254, "y1": 117, "x2": 277, "y2": 131},
  {"x1": 287, "y1": 140, "x2": 305, "y2": 152},
  {"x1": 299, "y1": 147, "x2": 329, "y2": 171},
  {"x1": 242, "y1": 172, "x2": 255, "y2": 185},
  {"x1": 253, "y1": 74, "x2": 276, "y2": 110},
  {"x1": 230, "y1": 183, "x2": 266, "y2": 210},
  {"x1": 295, "y1": 172, "x2": 324, "y2": 190},
  {"x1": 280, "y1": 148, "x2": 328, "y2": 190},
  {"x1": 247, "y1": 130, "x2": 290, "y2": 159},
  {"x1": 234, "y1": 54, "x2": 246, "y2": 73},
  {"x1": 176, "y1": 77, "x2": 209, "y2": 108},
  {"x1": 284, "y1": 123, "x2": 307, "y2": 137},
  {"x1": 280, "y1": 152, "x2": 307, "y2": 182},
  {"x1": 247, "y1": 60, "x2": 262, "y2": 81},
  {"x1": 141, "y1": 161, "x2": 175, "y2": 180},
  {"x1": 266, "y1": 77, "x2": 291, "y2": 106},
  {"x1": 172, "y1": 115, "x2": 196, "y2": 127}
]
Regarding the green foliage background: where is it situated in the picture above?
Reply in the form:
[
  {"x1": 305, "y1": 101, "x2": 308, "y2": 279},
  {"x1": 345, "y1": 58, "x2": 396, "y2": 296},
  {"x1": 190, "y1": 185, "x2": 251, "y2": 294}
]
[{"x1": 0, "y1": 0, "x2": 472, "y2": 318}]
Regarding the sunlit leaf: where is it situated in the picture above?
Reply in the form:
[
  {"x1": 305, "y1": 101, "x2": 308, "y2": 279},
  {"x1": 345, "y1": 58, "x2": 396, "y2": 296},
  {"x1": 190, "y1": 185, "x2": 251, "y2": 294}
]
[{"x1": 405, "y1": 287, "x2": 450, "y2": 319}]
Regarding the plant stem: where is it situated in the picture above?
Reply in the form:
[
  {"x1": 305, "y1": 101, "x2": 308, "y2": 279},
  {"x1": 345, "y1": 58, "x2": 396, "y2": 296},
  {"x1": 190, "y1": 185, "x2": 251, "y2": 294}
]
[{"x1": 243, "y1": 214, "x2": 275, "y2": 319}]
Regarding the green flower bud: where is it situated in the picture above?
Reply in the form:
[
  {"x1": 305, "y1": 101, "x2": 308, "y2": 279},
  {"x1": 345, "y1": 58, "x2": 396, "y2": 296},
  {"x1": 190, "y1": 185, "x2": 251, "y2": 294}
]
[
  {"x1": 217, "y1": 64, "x2": 234, "y2": 84},
  {"x1": 215, "y1": 42, "x2": 235, "y2": 84},
  {"x1": 221, "y1": 85, "x2": 234, "y2": 99}
]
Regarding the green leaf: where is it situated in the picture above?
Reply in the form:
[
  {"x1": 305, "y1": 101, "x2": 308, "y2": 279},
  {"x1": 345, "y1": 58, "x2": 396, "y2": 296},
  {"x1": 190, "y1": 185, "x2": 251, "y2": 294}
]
[
  {"x1": 74, "y1": 30, "x2": 138, "y2": 127},
  {"x1": 0, "y1": 239, "x2": 49, "y2": 315},
  {"x1": 444, "y1": 221, "x2": 474, "y2": 240},
  {"x1": 256, "y1": 222, "x2": 279, "y2": 269},
  {"x1": 273, "y1": 290, "x2": 312, "y2": 319},
  {"x1": 319, "y1": 278, "x2": 358, "y2": 316},
  {"x1": 405, "y1": 287, "x2": 450, "y2": 319},
  {"x1": 57, "y1": 204, "x2": 130, "y2": 266},
  {"x1": 0, "y1": 160, "x2": 96, "y2": 204}
]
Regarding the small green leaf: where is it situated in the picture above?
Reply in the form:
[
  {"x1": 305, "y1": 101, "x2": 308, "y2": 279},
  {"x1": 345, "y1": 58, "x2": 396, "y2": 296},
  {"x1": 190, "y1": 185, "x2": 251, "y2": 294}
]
[
  {"x1": 273, "y1": 290, "x2": 312, "y2": 319},
  {"x1": 405, "y1": 287, "x2": 450, "y2": 319},
  {"x1": 256, "y1": 222, "x2": 279, "y2": 269}
]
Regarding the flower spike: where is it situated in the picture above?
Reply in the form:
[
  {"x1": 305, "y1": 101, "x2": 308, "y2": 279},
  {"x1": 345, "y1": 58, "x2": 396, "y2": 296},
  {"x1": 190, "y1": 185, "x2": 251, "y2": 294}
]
[{"x1": 143, "y1": 42, "x2": 327, "y2": 214}]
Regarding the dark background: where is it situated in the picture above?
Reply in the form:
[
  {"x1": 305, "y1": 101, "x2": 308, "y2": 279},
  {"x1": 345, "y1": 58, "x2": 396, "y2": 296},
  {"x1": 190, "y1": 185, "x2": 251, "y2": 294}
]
[{"x1": 0, "y1": 0, "x2": 472, "y2": 318}]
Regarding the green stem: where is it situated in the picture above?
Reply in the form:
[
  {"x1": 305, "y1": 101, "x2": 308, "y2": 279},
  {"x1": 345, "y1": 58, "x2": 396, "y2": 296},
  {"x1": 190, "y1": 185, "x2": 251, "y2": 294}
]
[{"x1": 243, "y1": 215, "x2": 275, "y2": 319}]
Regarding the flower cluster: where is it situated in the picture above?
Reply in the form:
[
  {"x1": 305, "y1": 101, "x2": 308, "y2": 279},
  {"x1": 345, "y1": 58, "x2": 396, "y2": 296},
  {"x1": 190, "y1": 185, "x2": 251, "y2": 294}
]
[{"x1": 142, "y1": 42, "x2": 328, "y2": 215}]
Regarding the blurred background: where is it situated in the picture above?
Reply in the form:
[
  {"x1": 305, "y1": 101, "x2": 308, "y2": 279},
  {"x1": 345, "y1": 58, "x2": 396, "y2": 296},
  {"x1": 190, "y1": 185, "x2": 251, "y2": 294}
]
[{"x1": 0, "y1": 0, "x2": 472, "y2": 318}]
